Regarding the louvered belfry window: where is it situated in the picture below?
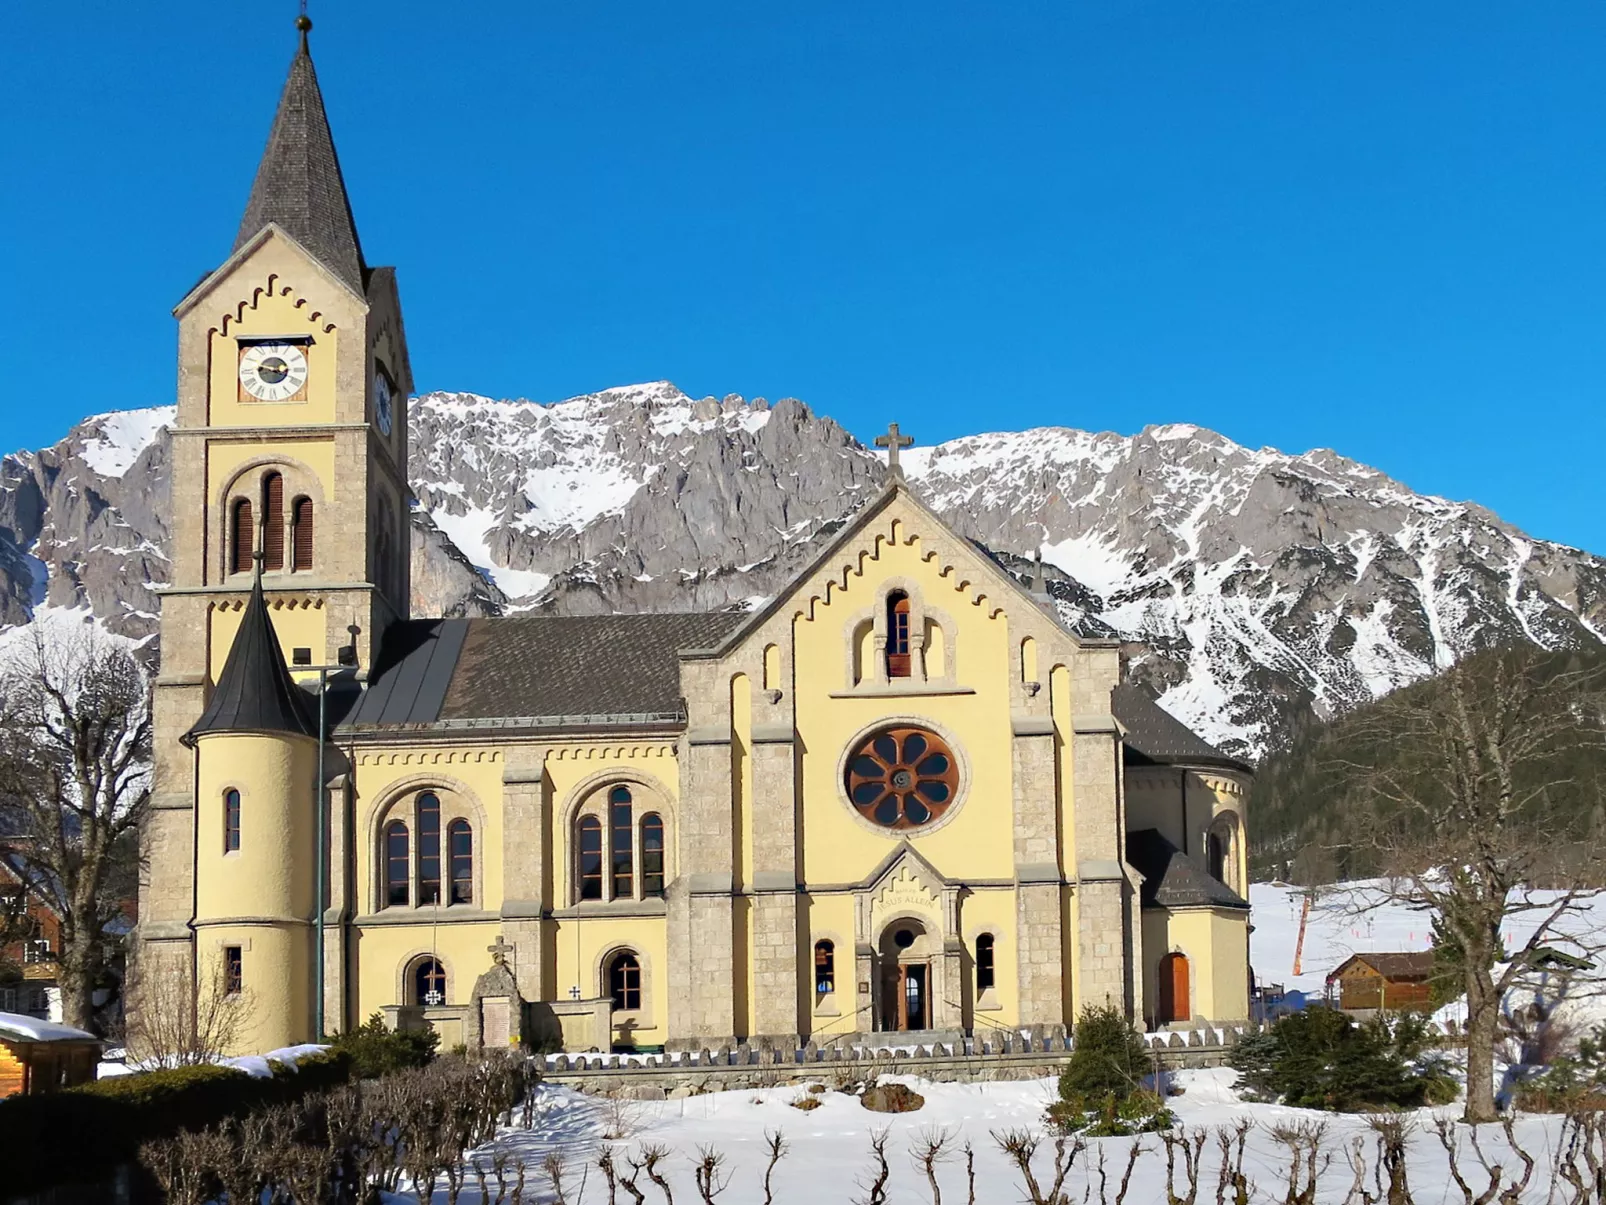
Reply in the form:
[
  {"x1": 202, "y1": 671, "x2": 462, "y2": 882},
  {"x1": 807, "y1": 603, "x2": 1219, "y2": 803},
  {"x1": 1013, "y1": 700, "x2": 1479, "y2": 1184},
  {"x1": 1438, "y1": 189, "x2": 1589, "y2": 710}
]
[
  {"x1": 291, "y1": 498, "x2": 314, "y2": 570},
  {"x1": 262, "y1": 473, "x2": 285, "y2": 571},
  {"x1": 231, "y1": 498, "x2": 254, "y2": 574}
]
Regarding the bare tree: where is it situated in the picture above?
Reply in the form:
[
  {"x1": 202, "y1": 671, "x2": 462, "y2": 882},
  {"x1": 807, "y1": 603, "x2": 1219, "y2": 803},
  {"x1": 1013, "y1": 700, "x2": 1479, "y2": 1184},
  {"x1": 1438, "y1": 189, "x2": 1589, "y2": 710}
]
[
  {"x1": 0, "y1": 624, "x2": 150, "y2": 1032},
  {"x1": 124, "y1": 956, "x2": 250, "y2": 1067},
  {"x1": 1329, "y1": 647, "x2": 1606, "y2": 1121}
]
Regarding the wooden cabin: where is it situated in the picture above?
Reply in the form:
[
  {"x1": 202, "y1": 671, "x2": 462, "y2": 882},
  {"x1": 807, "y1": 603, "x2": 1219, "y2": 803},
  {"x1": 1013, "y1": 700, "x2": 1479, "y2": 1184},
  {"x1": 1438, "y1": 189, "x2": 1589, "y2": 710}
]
[
  {"x1": 1326, "y1": 952, "x2": 1436, "y2": 1012},
  {"x1": 0, "y1": 1012, "x2": 102, "y2": 1097}
]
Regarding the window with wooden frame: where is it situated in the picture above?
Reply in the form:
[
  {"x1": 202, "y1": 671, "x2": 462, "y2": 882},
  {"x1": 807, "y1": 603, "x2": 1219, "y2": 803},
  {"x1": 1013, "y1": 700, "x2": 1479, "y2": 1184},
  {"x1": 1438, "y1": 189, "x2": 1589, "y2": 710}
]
[
  {"x1": 578, "y1": 816, "x2": 604, "y2": 901},
  {"x1": 413, "y1": 957, "x2": 446, "y2": 1006},
  {"x1": 418, "y1": 792, "x2": 442, "y2": 905},
  {"x1": 610, "y1": 787, "x2": 634, "y2": 899},
  {"x1": 886, "y1": 591, "x2": 912, "y2": 677},
  {"x1": 814, "y1": 940, "x2": 835, "y2": 995},
  {"x1": 975, "y1": 934, "x2": 996, "y2": 992},
  {"x1": 231, "y1": 498, "x2": 255, "y2": 574},
  {"x1": 608, "y1": 951, "x2": 641, "y2": 1011},
  {"x1": 448, "y1": 819, "x2": 473, "y2": 905},
  {"x1": 384, "y1": 822, "x2": 410, "y2": 907},
  {"x1": 291, "y1": 497, "x2": 314, "y2": 570},
  {"x1": 640, "y1": 813, "x2": 665, "y2": 898},
  {"x1": 223, "y1": 788, "x2": 241, "y2": 853},
  {"x1": 262, "y1": 472, "x2": 285, "y2": 571},
  {"x1": 224, "y1": 946, "x2": 243, "y2": 996}
]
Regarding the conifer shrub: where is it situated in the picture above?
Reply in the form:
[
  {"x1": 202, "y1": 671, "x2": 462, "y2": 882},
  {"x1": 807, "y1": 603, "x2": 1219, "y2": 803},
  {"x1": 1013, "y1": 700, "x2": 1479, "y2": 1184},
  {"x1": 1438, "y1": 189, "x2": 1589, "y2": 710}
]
[
  {"x1": 330, "y1": 1011, "x2": 440, "y2": 1078},
  {"x1": 1514, "y1": 1023, "x2": 1606, "y2": 1112},
  {"x1": 1046, "y1": 1005, "x2": 1174, "y2": 1135},
  {"x1": 1231, "y1": 1006, "x2": 1456, "y2": 1111}
]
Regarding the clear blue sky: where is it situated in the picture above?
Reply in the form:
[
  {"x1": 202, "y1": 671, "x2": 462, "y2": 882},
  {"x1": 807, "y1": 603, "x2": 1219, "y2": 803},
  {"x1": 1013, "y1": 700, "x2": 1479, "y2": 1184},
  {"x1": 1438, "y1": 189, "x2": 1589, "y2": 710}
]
[{"x1": 6, "y1": 2, "x2": 1604, "y2": 553}]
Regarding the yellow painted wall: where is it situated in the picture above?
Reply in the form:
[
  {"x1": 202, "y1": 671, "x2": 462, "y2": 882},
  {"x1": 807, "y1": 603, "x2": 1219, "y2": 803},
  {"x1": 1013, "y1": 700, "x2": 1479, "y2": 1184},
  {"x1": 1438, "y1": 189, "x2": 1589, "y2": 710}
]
[
  {"x1": 961, "y1": 887, "x2": 1020, "y2": 1025},
  {"x1": 1139, "y1": 907, "x2": 1251, "y2": 1026},
  {"x1": 197, "y1": 925, "x2": 311, "y2": 1055},
  {"x1": 351, "y1": 920, "x2": 500, "y2": 1017},
  {"x1": 550, "y1": 917, "x2": 669, "y2": 1047},
  {"x1": 209, "y1": 601, "x2": 330, "y2": 681},
  {"x1": 207, "y1": 292, "x2": 339, "y2": 428},
  {"x1": 802, "y1": 893, "x2": 860, "y2": 1039}
]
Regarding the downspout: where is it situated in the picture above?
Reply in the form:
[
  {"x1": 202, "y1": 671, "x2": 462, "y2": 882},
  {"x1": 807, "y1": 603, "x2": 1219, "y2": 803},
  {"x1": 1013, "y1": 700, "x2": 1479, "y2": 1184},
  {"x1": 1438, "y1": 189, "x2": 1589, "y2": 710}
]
[{"x1": 314, "y1": 669, "x2": 327, "y2": 1041}]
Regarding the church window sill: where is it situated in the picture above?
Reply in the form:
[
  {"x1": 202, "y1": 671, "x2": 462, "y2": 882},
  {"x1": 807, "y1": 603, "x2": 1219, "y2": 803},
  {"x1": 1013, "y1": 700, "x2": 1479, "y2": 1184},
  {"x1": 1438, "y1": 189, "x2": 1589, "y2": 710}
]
[
  {"x1": 355, "y1": 906, "x2": 499, "y2": 927},
  {"x1": 829, "y1": 683, "x2": 974, "y2": 699},
  {"x1": 551, "y1": 899, "x2": 669, "y2": 920},
  {"x1": 975, "y1": 990, "x2": 1002, "y2": 1013},
  {"x1": 813, "y1": 993, "x2": 841, "y2": 1018}
]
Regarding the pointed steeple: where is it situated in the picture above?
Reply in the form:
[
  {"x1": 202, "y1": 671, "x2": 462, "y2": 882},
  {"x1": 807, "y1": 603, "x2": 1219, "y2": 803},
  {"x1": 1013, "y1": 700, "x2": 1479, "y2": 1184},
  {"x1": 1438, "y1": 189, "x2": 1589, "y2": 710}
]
[
  {"x1": 235, "y1": 16, "x2": 367, "y2": 294},
  {"x1": 183, "y1": 576, "x2": 318, "y2": 745}
]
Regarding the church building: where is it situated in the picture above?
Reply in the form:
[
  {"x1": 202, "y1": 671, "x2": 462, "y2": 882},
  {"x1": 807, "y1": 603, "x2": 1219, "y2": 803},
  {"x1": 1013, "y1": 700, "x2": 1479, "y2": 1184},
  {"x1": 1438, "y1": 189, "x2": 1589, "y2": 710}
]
[{"x1": 135, "y1": 20, "x2": 1253, "y2": 1056}]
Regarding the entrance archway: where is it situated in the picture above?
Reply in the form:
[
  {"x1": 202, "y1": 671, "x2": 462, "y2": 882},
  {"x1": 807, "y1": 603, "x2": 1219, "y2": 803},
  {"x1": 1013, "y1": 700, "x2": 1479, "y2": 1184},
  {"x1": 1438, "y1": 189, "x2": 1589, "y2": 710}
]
[
  {"x1": 1158, "y1": 952, "x2": 1190, "y2": 1024},
  {"x1": 877, "y1": 918, "x2": 938, "y2": 1032}
]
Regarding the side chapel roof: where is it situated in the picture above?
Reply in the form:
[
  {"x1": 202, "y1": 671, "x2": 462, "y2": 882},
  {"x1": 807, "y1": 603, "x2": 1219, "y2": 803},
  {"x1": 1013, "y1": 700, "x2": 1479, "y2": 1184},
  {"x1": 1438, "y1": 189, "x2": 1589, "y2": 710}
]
[
  {"x1": 1125, "y1": 829, "x2": 1250, "y2": 911},
  {"x1": 184, "y1": 578, "x2": 318, "y2": 745},
  {"x1": 234, "y1": 20, "x2": 367, "y2": 295}
]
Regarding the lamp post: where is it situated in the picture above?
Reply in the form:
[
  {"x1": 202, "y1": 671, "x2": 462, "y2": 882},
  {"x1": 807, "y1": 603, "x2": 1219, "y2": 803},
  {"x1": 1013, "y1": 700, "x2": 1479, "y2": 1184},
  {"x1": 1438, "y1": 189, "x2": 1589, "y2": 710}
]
[{"x1": 295, "y1": 659, "x2": 351, "y2": 1042}]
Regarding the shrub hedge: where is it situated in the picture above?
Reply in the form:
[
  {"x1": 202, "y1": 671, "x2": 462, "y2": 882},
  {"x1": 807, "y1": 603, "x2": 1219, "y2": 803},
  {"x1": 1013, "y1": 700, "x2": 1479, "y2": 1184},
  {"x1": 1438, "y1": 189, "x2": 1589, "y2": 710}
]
[{"x1": 0, "y1": 1048, "x2": 352, "y2": 1199}]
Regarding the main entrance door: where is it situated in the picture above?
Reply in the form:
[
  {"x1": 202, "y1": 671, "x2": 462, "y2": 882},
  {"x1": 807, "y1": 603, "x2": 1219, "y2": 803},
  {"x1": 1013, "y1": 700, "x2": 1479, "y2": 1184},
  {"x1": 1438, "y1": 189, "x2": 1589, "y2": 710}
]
[{"x1": 897, "y1": 963, "x2": 929, "y2": 1031}]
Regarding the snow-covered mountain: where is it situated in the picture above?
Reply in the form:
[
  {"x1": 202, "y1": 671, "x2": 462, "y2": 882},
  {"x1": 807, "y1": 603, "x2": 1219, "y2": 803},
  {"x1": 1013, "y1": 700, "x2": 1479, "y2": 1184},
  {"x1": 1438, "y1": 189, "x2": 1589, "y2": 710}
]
[{"x1": 2, "y1": 382, "x2": 1601, "y2": 760}]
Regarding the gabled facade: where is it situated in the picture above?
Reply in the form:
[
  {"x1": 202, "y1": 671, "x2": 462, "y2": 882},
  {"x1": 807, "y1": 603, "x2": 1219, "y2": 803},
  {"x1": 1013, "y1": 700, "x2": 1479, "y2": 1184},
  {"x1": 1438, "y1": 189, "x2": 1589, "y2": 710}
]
[{"x1": 134, "y1": 19, "x2": 1253, "y2": 1056}]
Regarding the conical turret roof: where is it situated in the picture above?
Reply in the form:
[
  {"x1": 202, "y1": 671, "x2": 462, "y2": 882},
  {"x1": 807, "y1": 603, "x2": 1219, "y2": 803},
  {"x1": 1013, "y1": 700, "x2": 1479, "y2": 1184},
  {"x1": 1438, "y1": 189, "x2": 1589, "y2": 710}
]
[
  {"x1": 183, "y1": 577, "x2": 318, "y2": 745},
  {"x1": 234, "y1": 20, "x2": 366, "y2": 294}
]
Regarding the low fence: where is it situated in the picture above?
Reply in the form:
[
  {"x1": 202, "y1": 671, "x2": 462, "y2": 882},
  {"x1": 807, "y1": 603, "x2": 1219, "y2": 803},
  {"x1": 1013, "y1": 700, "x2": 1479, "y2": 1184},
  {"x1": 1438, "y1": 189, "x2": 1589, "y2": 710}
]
[{"x1": 541, "y1": 1026, "x2": 1242, "y2": 1098}]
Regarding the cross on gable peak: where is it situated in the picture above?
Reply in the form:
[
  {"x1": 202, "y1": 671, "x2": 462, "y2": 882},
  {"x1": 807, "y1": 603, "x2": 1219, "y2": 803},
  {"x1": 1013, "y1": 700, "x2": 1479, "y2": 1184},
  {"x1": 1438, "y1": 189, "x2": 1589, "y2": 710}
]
[{"x1": 874, "y1": 422, "x2": 915, "y2": 477}]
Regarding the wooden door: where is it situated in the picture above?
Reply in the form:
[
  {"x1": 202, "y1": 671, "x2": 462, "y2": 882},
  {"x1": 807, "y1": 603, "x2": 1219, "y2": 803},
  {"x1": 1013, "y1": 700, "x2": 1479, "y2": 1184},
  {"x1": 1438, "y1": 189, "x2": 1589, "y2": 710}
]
[
  {"x1": 896, "y1": 963, "x2": 929, "y2": 1031},
  {"x1": 1159, "y1": 953, "x2": 1190, "y2": 1024}
]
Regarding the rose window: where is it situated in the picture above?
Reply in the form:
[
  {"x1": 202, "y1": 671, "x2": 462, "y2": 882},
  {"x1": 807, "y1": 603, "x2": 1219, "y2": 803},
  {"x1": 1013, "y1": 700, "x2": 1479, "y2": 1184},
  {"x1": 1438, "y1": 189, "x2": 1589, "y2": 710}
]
[{"x1": 845, "y1": 726, "x2": 959, "y2": 829}]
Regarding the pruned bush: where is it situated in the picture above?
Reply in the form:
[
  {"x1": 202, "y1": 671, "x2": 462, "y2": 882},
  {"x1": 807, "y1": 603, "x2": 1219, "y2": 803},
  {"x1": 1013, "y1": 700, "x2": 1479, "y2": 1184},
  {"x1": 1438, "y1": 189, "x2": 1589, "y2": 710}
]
[
  {"x1": 1231, "y1": 1006, "x2": 1454, "y2": 1111},
  {"x1": 1047, "y1": 1005, "x2": 1173, "y2": 1135},
  {"x1": 330, "y1": 1011, "x2": 439, "y2": 1078}
]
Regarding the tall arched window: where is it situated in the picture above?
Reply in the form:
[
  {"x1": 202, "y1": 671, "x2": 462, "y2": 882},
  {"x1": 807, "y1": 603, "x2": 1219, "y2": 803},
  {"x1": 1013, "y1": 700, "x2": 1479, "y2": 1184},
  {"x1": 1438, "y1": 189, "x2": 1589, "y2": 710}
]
[
  {"x1": 1207, "y1": 832, "x2": 1227, "y2": 883},
  {"x1": 814, "y1": 940, "x2": 835, "y2": 995},
  {"x1": 231, "y1": 498, "x2": 255, "y2": 574},
  {"x1": 418, "y1": 792, "x2": 441, "y2": 905},
  {"x1": 975, "y1": 934, "x2": 996, "y2": 992},
  {"x1": 448, "y1": 819, "x2": 473, "y2": 905},
  {"x1": 610, "y1": 786, "x2": 634, "y2": 899},
  {"x1": 886, "y1": 591, "x2": 912, "y2": 677},
  {"x1": 640, "y1": 813, "x2": 665, "y2": 899},
  {"x1": 578, "y1": 816, "x2": 603, "y2": 901},
  {"x1": 223, "y1": 789, "x2": 241, "y2": 853},
  {"x1": 413, "y1": 957, "x2": 446, "y2": 1006},
  {"x1": 384, "y1": 822, "x2": 410, "y2": 907},
  {"x1": 608, "y1": 951, "x2": 641, "y2": 1011},
  {"x1": 291, "y1": 497, "x2": 314, "y2": 570},
  {"x1": 262, "y1": 472, "x2": 285, "y2": 571}
]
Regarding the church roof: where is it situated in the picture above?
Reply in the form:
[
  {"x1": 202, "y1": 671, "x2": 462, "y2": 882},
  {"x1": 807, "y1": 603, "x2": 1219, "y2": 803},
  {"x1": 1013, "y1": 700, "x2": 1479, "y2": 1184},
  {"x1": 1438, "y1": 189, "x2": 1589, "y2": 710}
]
[
  {"x1": 343, "y1": 612, "x2": 748, "y2": 732},
  {"x1": 1111, "y1": 684, "x2": 1250, "y2": 773},
  {"x1": 235, "y1": 23, "x2": 366, "y2": 295},
  {"x1": 183, "y1": 578, "x2": 318, "y2": 745},
  {"x1": 1125, "y1": 828, "x2": 1249, "y2": 911}
]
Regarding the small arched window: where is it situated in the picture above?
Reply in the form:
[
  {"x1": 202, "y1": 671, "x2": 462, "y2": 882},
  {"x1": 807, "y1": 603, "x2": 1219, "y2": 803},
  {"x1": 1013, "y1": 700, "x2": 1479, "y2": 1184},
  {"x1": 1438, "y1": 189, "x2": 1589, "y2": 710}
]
[
  {"x1": 223, "y1": 788, "x2": 241, "y2": 853},
  {"x1": 640, "y1": 813, "x2": 665, "y2": 899},
  {"x1": 608, "y1": 951, "x2": 641, "y2": 1011},
  {"x1": 414, "y1": 957, "x2": 446, "y2": 1006},
  {"x1": 448, "y1": 819, "x2": 473, "y2": 905},
  {"x1": 291, "y1": 497, "x2": 314, "y2": 570},
  {"x1": 418, "y1": 793, "x2": 441, "y2": 905},
  {"x1": 814, "y1": 940, "x2": 835, "y2": 995},
  {"x1": 976, "y1": 934, "x2": 996, "y2": 992},
  {"x1": 578, "y1": 816, "x2": 603, "y2": 901},
  {"x1": 384, "y1": 822, "x2": 410, "y2": 907},
  {"x1": 610, "y1": 786, "x2": 633, "y2": 899},
  {"x1": 231, "y1": 498, "x2": 255, "y2": 574},
  {"x1": 262, "y1": 472, "x2": 285, "y2": 571},
  {"x1": 1207, "y1": 831, "x2": 1227, "y2": 884},
  {"x1": 886, "y1": 591, "x2": 912, "y2": 677}
]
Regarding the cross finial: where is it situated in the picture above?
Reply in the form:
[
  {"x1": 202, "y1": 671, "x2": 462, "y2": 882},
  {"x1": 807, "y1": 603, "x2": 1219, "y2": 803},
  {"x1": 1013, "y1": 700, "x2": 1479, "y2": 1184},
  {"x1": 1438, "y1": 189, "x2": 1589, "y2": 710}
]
[
  {"x1": 488, "y1": 934, "x2": 514, "y2": 967},
  {"x1": 875, "y1": 422, "x2": 915, "y2": 478}
]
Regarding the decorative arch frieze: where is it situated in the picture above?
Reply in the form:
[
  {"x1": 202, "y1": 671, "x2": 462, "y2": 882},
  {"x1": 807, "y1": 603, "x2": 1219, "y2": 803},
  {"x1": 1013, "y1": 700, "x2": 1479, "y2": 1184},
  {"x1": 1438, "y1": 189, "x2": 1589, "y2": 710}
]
[{"x1": 212, "y1": 272, "x2": 339, "y2": 337}]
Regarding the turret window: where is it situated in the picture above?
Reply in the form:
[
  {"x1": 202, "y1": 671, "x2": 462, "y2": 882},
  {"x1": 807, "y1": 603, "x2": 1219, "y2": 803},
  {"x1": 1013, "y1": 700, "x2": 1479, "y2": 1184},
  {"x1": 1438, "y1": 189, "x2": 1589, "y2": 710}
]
[
  {"x1": 231, "y1": 499, "x2": 255, "y2": 574},
  {"x1": 224, "y1": 946, "x2": 243, "y2": 996},
  {"x1": 291, "y1": 497, "x2": 314, "y2": 570},
  {"x1": 573, "y1": 786, "x2": 671, "y2": 904},
  {"x1": 223, "y1": 788, "x2": 241, "y2": 853}
]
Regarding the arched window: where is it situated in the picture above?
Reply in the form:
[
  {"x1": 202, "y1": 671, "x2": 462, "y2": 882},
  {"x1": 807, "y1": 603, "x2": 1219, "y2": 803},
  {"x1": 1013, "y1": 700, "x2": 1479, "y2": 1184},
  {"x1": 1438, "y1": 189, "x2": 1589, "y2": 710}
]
[
  {"x1": 610, "y1": 786, "x2": 633, "y2": 899},
  {"x1": 448, "y1": 819, "x2": 473, "y2": 905},
  {"x1": 886, "y1": 591, "x2": 912, "y2": 677},
  {"x1": 413, "y1": 957, "x2": 446, "y2": 1006},
  {"x1": 231, "y1": 498, "x2": 255, "y2": 574},
  {"x1": 640, "y1": 813, "x2": 665, "y2": 899},
  {"x1": 814, "y1": 940, "x2": 835, "y2": 995},
  {"x1": 384, "y1": 822, "x2": 410, "y2": 907},
  {"x1": 608, "y1": 951, "x2": 641, "y2": 1011},
  {"x1": 976, "y1": 934, "x2": 996, "y2": 992},
  {"x1": 418, "y1": 792, "x2": 441, "y2": 905},
  {"x1": 262, "y1": 472, "x2": 285, "y2": 571},
  {"x1": 578, "y1": 816, "x2": 603, "y2": 901},
  {"x1": 291, "y1": 497, "x2": 314, "y2": 570},
  {"x1": 223, "y1": 789, "x2": 241, "y2": 853},
  {"x1": 1207, "y1": 831, "x2": 1227, "y2": 883}
]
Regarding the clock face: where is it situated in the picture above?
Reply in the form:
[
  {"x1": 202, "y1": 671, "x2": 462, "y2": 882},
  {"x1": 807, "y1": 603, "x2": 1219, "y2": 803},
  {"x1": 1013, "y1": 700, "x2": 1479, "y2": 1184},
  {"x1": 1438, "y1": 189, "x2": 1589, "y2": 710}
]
[
  {"x1": 239, "y1": 343, "x2": 309, "y2": 402},
  {"x1": 375, "y1": 371, "x2": 394, "y2": 437}
]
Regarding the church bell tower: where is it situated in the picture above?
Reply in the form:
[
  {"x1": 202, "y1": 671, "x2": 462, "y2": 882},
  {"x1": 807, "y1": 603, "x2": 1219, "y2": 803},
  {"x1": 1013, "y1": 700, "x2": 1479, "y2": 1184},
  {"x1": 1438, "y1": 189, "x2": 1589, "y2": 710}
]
[{"x1": 135, "y1": 14, "x2": 413, "y2": 1053}]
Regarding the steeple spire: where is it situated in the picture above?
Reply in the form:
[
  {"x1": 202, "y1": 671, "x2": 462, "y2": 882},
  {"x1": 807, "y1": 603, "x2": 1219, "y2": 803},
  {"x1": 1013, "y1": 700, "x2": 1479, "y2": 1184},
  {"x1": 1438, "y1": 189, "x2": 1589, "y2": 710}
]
[
  {"x1": 182, "y1": 576, "x2": 318, "y2": 745},
  {"x1": 235, "y1": 13, "x2": 366, "y2": 294}
]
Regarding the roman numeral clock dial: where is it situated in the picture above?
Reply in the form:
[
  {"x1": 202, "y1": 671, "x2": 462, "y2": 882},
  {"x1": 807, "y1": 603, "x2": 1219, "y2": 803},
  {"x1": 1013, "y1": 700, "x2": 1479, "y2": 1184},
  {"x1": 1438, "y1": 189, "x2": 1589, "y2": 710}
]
[{"x1": 238, "y1": 342, "x2": 309, "y2": 402}]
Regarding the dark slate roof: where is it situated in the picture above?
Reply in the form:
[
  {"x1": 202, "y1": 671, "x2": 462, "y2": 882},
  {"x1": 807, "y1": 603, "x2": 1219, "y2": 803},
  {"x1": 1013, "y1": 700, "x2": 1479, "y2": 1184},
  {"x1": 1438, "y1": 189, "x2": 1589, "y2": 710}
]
[
  {"x1": 343, "y1": 612, "x2": 749, "y2": 731},
  {"x1": 235, "y1": 26, "x2": 366, "y2": 295},
  {"x1": 184, "y1": 579, "x2": 318, "y2": 745},
  {"x1": 1111, "y1": 684, "x2": 1250, "y2": 773},
  {"x1": 1125, "y1": 828, "x2": 1249, "y2": 910}
]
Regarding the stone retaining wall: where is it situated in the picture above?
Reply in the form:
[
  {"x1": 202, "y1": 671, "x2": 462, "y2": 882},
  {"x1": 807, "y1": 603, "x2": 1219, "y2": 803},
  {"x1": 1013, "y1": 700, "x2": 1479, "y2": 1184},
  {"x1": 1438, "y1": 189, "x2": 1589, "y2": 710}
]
[{"x1": 541, "y1": 1027, "x2": 1240, "y2": 1098}]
